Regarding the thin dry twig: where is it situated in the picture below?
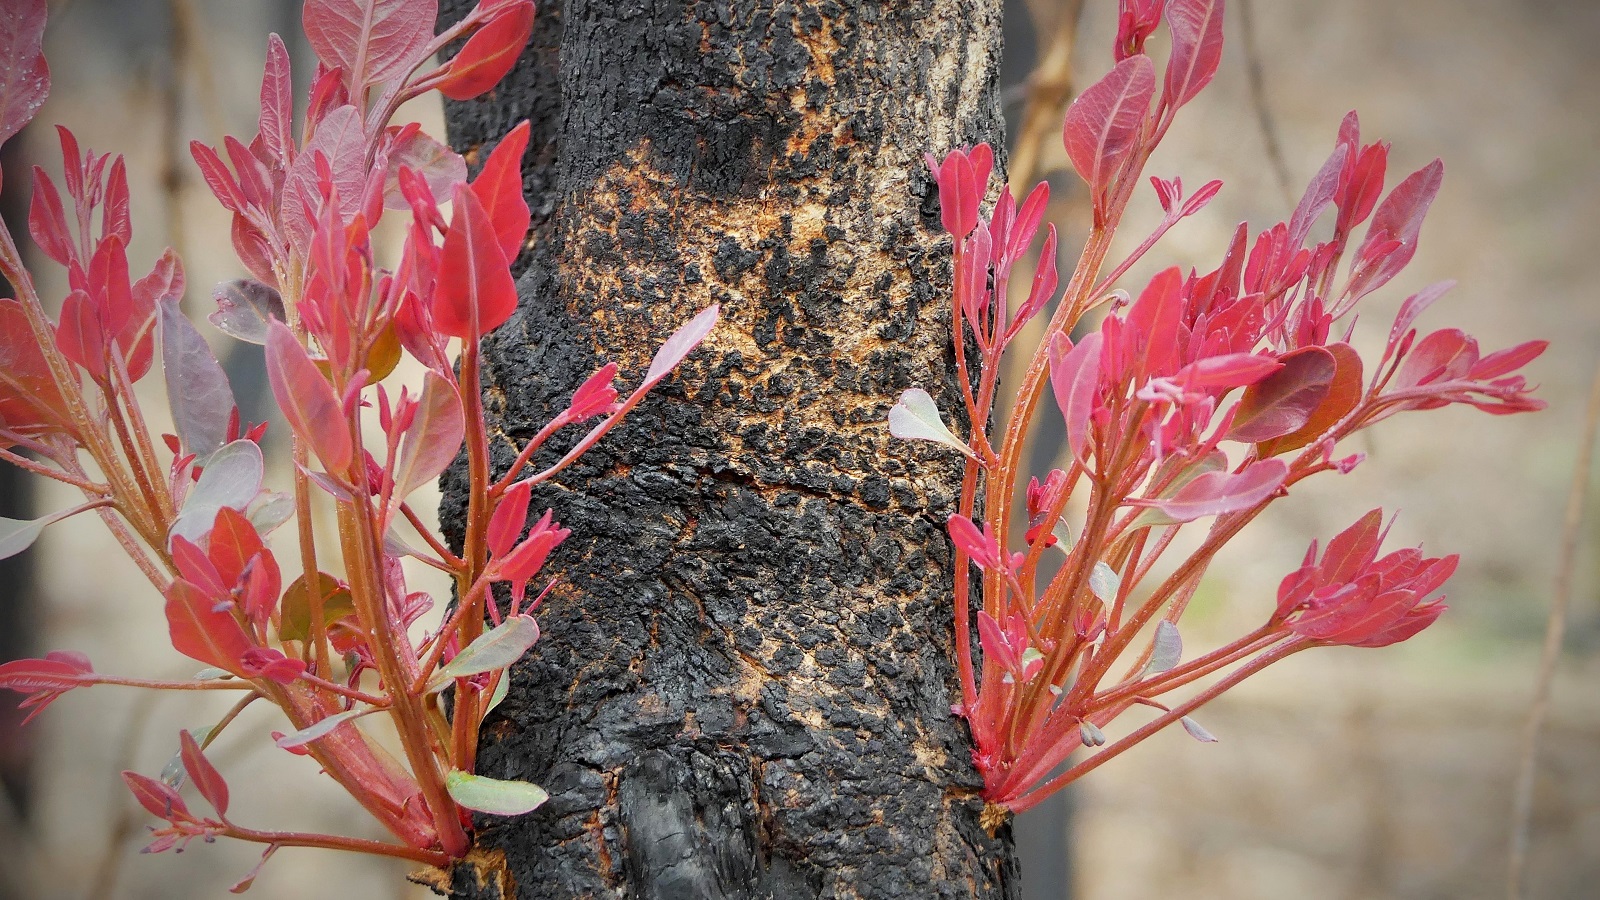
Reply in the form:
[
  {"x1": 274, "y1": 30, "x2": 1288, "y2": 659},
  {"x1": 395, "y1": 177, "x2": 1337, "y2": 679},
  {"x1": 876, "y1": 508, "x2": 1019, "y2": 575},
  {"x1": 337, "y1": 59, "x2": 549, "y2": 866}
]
[
  {"x1": 1237, "y1": 0, "x2": 1293, "y2": 205},
  {"x1": 1009, "y1": 0, "x2": 1087, "y2": 196},
  {"x1": 1506, "y1": 360, "x2": 1600, "y2": 899}
]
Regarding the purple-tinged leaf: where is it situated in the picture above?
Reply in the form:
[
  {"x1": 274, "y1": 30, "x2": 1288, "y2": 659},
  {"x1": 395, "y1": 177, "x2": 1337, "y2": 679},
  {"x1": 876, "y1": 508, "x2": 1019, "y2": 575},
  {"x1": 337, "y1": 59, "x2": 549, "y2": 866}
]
[
  {"x1": 1471, "y1": 339, "x2": 1548, "y2": 381},
  {"x1": 178, "y1": 730, "x2": 229, "y2": 817},
  {"x1": 444, "y1": 769, "x2": 548, "y2": 816},
  {"x1": 644, "y1": 305, "x2": 720, "y2": 387},
  {"x1": 1062, "y1": 55, "x2": 1154, "y2": 201},
  {"x1": 1258, "y1": 343, "x2": 1365, "y2": 458},
  {"x1": 1163, "y1": 0, "x2": 1225, "y2": 111},
  {"x1": 170, "y1": 440, "x2": 265, "y2": 544},
  {"x1": 1180, "y1": 715, "x2": 1218, "y2": 742},
  {"x1": 1048, "y1": 331, "x2": 1104, "y2": 463},
  {"x1": 1287, "y1": 144, "x2": 1348, "y2": 248},
  {"x1": 887, "y1": 387, "x2": 974, "y2": 459},
  {"x1": 0, "y1": 0, "x2": 50, "y2": 148},
  {"x1": 209, "y1": 279, "x2": 286, "y2": 345},
  {"x1": 265, "y1": 320, "x2": 352, "y2": 473},
  {"x1": 1227, "y1": 346, "x2": 1336, "y2": 443},
  {"x1": 302, "y1": 0, "x2": 437, "y2": 88},
  {"x1": 385, "y1": 130, "x2": 466, "y2": 210},
  {"x1": 258, "y1": 34, "x2": 293, "y2": 166},
  {"x1": 1347, "y1": 160, "x2": 1444, "y2": 301},
  {"x1": 393, "y1": 370, "x2": 464, "y2": 498},
  {"x1": 1385, "y1": 281, "x2": 1454, "y2": 357},
  {"x1": 427, "y1": 615, "x2": 540, "y2": 691},
  {"x1": 281, "y1": 105, "x2": 365, "y2": 252},
  {"x1": 161, "y1": 299, "x2": 237, "y2": 462},
  {"x1": 1140, "y1": 458, "x2": 1288, "y2": 523}
]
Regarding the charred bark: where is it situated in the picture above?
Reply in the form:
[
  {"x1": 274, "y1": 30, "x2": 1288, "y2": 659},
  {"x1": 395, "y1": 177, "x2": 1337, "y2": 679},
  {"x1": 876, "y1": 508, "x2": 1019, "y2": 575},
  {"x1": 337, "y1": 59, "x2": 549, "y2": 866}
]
[{"x1": 437, "y1": 1, "x2": 1013, "y2": 896}]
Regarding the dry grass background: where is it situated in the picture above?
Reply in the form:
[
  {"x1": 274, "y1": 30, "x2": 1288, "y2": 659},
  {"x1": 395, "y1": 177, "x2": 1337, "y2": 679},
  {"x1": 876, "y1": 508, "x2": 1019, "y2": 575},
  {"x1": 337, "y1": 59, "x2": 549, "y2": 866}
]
[{"x1": 0, "y1": 1, "x2": 1594, "y2": 898}]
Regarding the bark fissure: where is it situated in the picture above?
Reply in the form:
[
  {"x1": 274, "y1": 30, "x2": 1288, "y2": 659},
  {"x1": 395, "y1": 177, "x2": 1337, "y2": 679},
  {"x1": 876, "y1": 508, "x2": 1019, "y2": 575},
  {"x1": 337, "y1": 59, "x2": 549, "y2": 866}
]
[{"x1": 439, "y1": 1, "x2": 1013, "y2": 896}]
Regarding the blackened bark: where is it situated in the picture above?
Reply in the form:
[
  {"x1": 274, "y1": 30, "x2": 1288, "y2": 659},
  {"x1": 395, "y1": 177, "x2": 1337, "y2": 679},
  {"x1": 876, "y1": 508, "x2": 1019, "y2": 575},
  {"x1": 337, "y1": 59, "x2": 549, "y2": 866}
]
[{"x1": 436, "y1": 1, "x2": 1014, "y2": 896}]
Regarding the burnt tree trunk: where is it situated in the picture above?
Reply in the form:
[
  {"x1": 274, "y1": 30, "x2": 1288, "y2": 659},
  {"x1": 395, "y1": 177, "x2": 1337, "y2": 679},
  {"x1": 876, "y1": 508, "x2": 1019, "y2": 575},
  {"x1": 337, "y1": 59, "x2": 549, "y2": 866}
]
[{"x1": 436, "y1": 1, "x2": 1014, "y2": 896}]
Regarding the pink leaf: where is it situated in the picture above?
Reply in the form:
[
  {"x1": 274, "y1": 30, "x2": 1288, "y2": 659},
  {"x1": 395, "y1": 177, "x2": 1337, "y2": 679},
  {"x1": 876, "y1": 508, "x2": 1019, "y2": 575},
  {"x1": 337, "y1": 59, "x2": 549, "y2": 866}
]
[
  {"x1": 1144, "y1": 459, "x2": 1288, "y2": 523},
  {"x1": 258, "y1": 34, "x2": 294, "y2": 166},
  {"x1": 281, "y1": 105, "x2": 366, "y2": 253},
  {"x1": 436, "y1": 1, "x2": 536, "y2": 101},
  {"x1": 179, "y1": 730, "x2": 230, "y2": 817},
  {"x1": 1227, "y1": 346, "x2": 1335, "y2": 443},
  {"x1": 1471, "y1": 339, "x2": 1547, "y2": 381},
  {"x1": 946, "y1": 514, "x2": 1001, "y2": 571},
  {"x1": 302, "y1": 0, "x2": 438, "y2": 88},
  {"x1": 470, "y1": 120, "x2": 532, "y2": 261},
  {"x1": 432, "y1": 184, "x2": 518, "y2": 339},
  {"x1": 933, "y1": 149, "x2": 980, "y2": 240},
  {"x1": 27, "y1": 168, "x2": 73, "y2": 266},
  {"x1": 565, "y1": 362, "x2": 620, "y2": 422},
  {"x1": 1163, "y1": 0, "x2": 1225, "y2": 111},
  {"x1": 1394, "y1": 328, "x2": 1478, "y2": 391},
  {"x1": 1062, "y1": 55, "x2": 1154, "y2": 201},
  {"x1": 393, "y1": 370, "x2": 464, "y2": 497},
  {"x1": 386, "y1": 129, "x2": 467, "y2": 210},
  {"x1": 0, "y1": 0, "x2": 50, "y2": 148},
  {"x1": 56, "y1": 289, "x2": 108, "y2": 381},
  {"x1": 0, "y1": 654, "x2": 93, "y2": 694},
  {"x1": 1348, "y1": 159, "x2": 1444, "y2": 301},
  {"x1": 1048, "y1": 331, "x2": 1103, "y2": 463},
  {"x1": 644, "y1": 305, "x2": 720, "y2": 387},
  {"x1": 488, "y1": 479, "x2": 532, "y2": 559},
  {"x1": 264, "y1": 320, "x2": 353, "y2": 472}
]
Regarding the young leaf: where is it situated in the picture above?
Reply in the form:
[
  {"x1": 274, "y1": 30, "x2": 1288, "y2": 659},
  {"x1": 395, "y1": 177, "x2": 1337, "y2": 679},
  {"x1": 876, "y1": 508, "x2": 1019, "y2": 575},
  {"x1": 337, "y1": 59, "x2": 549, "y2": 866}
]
[
  {"x1": 273, "y1": 706, "x2": 375, "y2": 749},
  {"x1": 1180, "y1": 715, "x2": 1218, "y2": 743},
  {"x1": 179, "y1": 730, "x2": 230, "y2": 817},
  {"x1": 468, "y1": 120, "x2": 532, "y2": 260},
  {"x1": 1138, "y1": 459, "x2": 1288, "y2": 524},
  {"x1": 170, "y1": 440, "x2": 265, "y2": 544},
  {"x1": 386, "y1": 129, "x2": 467, "y2": 210},
  {"x1": 1048, "y1": 331, "x2": 1104, "y2": 463},
  {"x1": 437, "y1": 1, "x2": 537, "y2": 101},
  {"x1": 1062, "y1": 55, "x2": 1154, "y2": 201},
  {"x1": 444, "y1": 769, "x2": 548, "y2": 816},
  {"x1": 264, "y1": 320, "x2": 353, "y2": 473},
  {"x1": 393, "y1": 370, "x2": 465, "y2": 498},
  {"x1": 887, "y1": 387, "x2": 975, "y2": 459},
  {"x1": 257, "y1": 34, "x2": 293, "y2": 166},
  {"x1": 0, "y1": 651, "x2": 93, "y2": 693},
  {"x1": 277, "y1": 572, "x2": 355, "y2": 643},
  {"x1": 209, "y1": 279, "x2": 285, "y2": 345},
  {"x1": 164, "y1": 577, "x2": 255, "y2": 677},
  {"x1": 229, "y1": 844, "x2": 279, "y2": 894},
  {"x1": 1227, "y1": 346, "x2": 1336, "y2": 444},
  {"x1": 56, "y1": 290, "x2": 108, "y2": 381},
  {"x1": 302, "y1": 0, "x2": 437, "y2": 89},
  {"x1": 1257, "y1": 343, "x2": 1365, "y2": 457},
  {"x1": 161, "y1": 298, "x2": 238, "y2": 462},
  {"x1": 0, "y1": 0, "x2": 50, "y2": 148},
  {"x1": 644, "y1": 304, "x2": 720, "y2": 388},
  {"x1": 1163, "y1": 0, "x2": 1224, "y2": 111},
  {"x1": 122, "y1": 770, "x2": 190, "y2": 821},
  {"x1": 428, "y1": 615, "x2": 540, "y2": 691},
  {"x1": 431, "y1": 184, "x2": 518, "y2": 339},
  {"x1": 1146, "y1": 620, "x2": 1183, "y2": 674},
  {"x1": 1088, "y1": 561, "x2": 1121, "y2": 604}
]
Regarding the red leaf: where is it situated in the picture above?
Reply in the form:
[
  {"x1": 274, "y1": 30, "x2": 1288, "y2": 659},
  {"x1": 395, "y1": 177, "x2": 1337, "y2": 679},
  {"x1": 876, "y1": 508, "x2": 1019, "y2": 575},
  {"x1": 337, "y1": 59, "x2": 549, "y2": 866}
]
[
  {"x1": 257, "y1": 34, "x2": 294, "y2": 167},
  {"x1": 27, "y1": 167, "x2": 73, "y2": 266},
  {"x1": 469, "y1": 120, "x2": 532, "y2": 261},
  {"x1": 1162, "y1": 0, "x2": 1224, "y2": 110},
  {"x1": 1348, "y1": 159, "x2": 1444, "y2": 301},
  {"x1": 1394, "y1": 328, "x2": 1478, "y2": 391},
  {"x1": 122, "y1": 770, "x2": 191, "y2": 822},
  {"x1": 0, "y1": 0, "x2": 50, "y2": 148},
  {"x1": 1048, "y1": 331, "x2": 1103, "y2": 463},
  {"x1": 488, "y1": 479, "x2": 531, "y2": 558},
  {"x1": 190, "y1": 140, "x2": 247, "y2": 214},
  {"x1": 1471, "y1": 339, "x2": 1547, "y2": 381},
  {"x1": 179, "y1": 730, "x2": 230, "y2": 817},
  {"x1": 163, "y1": 577, "x2": 254, "y2": 678},
  {"x1": 1320, "y1": 509, "x2": 1385, "y2": 584},
  {"x1": 933, "y1": 149, "x2": 980, "y2": 240},
  {"x1": 0, "y1": 654, "x2": 92, "y2": 693},
  {"x1": 1062, "y1": 55, "x2": 1154, "y2": 202},
  {"x1": 566, "y1": 362, "x2": 620, "y2": 423},
  {"x1": 0, "y1": 298, "x2": 72, "y2": 438},
  {"x1": 56, "y1": 289, "x2": 108, "y2": 382},
  {"x1": 644, "y1": 305, "x2": 720, "y2": 388},
  {"x1": 102, "y1": 156, "x2": 132, "y2": 245},
  {"x1": 1227, "y1": 346, "x2": 1335, "y2": 443},
  {"x1": 303, "y1": 0, "x2": 438, "y2": 88},
  {"x1": 264, "y1": 320, "x2": 353, "y2": 472},
  {"x1": 281, "y1": 105, "x2": 366, "y2": 253},
  {"x1": 946, "y1": 514, "x2": 1001, "y2": 571},
  {"x1": 437, "y1": 1, "x2": 536, "y2": 101},
  {"x1": 88, "y1": 234, "x2": 133, "y2": 335},
  {"x1": 432, "y1": 184, "x2": 517, "y2": 339}
]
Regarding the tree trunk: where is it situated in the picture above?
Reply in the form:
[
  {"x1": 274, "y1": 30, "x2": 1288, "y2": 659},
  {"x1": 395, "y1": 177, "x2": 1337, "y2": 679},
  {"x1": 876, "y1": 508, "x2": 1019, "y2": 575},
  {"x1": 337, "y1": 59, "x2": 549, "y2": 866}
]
[{"x1": 436, "y1": 1, "x2": 1014, "y2": 896}]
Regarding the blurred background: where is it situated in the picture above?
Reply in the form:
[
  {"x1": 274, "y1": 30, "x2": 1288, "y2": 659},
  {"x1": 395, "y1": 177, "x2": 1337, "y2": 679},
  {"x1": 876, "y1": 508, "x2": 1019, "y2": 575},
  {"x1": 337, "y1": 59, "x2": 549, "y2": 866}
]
[{"x1": 0, "y1": 0, "x2": 1594, "y2": 898}]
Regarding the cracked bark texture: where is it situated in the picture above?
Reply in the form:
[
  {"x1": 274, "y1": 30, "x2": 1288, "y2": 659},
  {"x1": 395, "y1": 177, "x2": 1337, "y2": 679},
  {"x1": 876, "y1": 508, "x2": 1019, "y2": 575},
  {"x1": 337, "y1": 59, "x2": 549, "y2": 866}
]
[{"x1": 436, "y1": 1, "x2": 1014, "y2": 896}]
